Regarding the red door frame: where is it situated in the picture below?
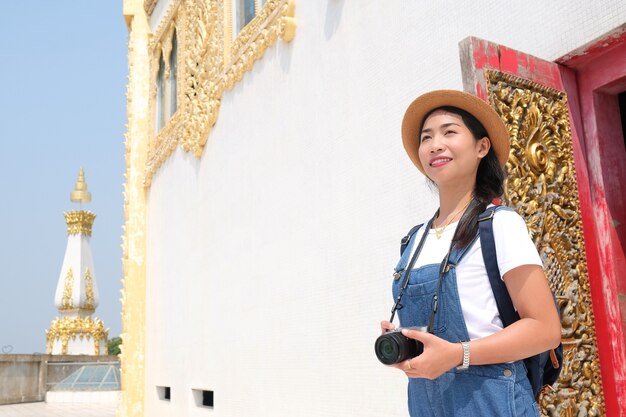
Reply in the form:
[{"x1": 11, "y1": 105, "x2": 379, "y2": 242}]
[
  {"x1": 558, "y1": 28, "x2": 626, "y2": 417},
  {"x1": 459, "y1": 35, "x2": 626, "y2": 416},
  {"x1": 558, "y1": 28, "x2": 626, "y2": 348}
]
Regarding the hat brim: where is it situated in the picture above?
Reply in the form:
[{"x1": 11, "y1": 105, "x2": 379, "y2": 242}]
[{"x1": 401, "y1": 90, "x2": 510, "y2": 175}]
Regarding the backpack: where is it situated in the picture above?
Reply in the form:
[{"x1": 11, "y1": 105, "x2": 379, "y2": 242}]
[{"x1": 399, "y1": 206, "x2": 563, "y2": 399}]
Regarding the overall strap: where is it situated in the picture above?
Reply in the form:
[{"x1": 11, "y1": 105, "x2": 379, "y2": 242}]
[
  {"x1": 390, "y1": 217, "x2": 435, "y2": 324},
  {"x1": 445, "y1": 234, "x2": 479, "y2": 267},
  {"x1": 478, "y1": 206, "x2": 521, "y2": 327},
  {"x1": 400, "y1": 224, "x2": 423, "y2": 256},
  {"x1": 394, "y1": 224, "x2": 424, "y2": 272},
  {"x1": 427, "y1": 231, "x2": 478, "y2": 334}
]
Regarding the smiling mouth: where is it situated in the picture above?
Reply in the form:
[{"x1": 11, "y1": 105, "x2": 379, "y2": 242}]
[{"x1": 429, "y1": 157, "x2": 452, "y2": 167}]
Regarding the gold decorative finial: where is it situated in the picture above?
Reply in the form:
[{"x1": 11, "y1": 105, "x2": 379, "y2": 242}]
[{"x1": 70, "y1": 167, "x2": 92, "y2": 204}]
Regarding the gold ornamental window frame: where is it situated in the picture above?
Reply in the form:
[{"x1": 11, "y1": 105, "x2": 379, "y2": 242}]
[
  {"x1": 147, "y1": 0, "x2": 183, "y2": 177},
  {"x1": 144, "y1": 0, "x2": 296, "y2": 186}
]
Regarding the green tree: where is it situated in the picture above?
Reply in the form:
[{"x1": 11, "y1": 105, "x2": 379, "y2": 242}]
[{"x1": 107, "y1": 336, "x2": 122, "y2": 356}]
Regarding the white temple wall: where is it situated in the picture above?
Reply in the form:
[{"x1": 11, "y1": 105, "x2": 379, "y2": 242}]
[{"x1": 144, "y1": 2, "x2": 626, "y2": 416}]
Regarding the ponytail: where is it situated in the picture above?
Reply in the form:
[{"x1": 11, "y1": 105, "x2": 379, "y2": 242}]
[{"x1": 454, "y1": 146, "x2": 505, "y2": 248}]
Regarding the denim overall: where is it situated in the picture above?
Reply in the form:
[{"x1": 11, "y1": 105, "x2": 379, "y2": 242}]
[{"x1": 392, "y1": 230, "x2": 539, "y2": 417}]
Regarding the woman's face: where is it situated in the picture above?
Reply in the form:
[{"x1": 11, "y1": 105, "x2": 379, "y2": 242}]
[{"x1": 418, "y1": 109, "x2": 490, "y2": 188}]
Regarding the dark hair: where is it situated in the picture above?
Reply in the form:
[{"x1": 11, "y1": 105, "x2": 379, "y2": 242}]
[{"x1": 420, "y1": 106, "x2": 506, "y2": 248}]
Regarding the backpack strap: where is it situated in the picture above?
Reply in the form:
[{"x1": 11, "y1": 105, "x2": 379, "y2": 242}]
[
  {"x1": 400, "y1": 224, "x2": 423, "y2": 256},
  {"x1": 478, "y1": 206, "x2": 521, "y2": 327},
  {"x1": 479, "y1": 206, "x2": 564, "y2": 399}
]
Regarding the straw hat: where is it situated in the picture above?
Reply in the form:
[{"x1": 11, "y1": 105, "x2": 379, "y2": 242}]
[{"x1": 401, "y1": 90, "x2": 510, "y2": 175}]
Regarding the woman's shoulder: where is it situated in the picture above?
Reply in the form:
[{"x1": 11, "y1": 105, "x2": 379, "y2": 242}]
[
  {"x1": 486, "y1": 205, "x2": 542, "y2": 271},
  {"x1": 489, "y1": 205, "x2": 529, "y2": 231}
]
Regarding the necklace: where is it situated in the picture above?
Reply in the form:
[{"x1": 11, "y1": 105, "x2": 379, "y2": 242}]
[{"x1": 434, "y1": 198, "x2": 473, "y2": 239}]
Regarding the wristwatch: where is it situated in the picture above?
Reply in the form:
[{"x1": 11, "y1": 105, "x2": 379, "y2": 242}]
[{"x1": 457, "y1": 341, "x2": 470, "y2": 370}]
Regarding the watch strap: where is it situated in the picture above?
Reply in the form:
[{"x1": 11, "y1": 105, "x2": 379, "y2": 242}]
[{"x1": 457, "y1": 341, "x2": 470, "y2": 370}]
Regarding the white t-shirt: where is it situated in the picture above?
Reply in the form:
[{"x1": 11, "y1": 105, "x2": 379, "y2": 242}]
[{"x1": 405, "y1": 208, "x2": 542, "y2": 341}]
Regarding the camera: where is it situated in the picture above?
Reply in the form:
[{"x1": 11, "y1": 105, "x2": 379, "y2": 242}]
[{"x1": 375, "y1": 326, "x2": 428, "y2": 365}]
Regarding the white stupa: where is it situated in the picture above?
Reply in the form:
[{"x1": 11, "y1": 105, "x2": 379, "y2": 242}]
[{"x1": 46, "y1": 168, "x2": 109, "y2": 355}]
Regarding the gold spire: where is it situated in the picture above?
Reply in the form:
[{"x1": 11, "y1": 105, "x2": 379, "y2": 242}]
[{"x1": 70, "y1": 167, "x2": 92, "y2": 204}]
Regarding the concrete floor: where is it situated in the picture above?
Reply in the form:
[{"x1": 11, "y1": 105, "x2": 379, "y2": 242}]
[{"x1": 0, "y1": 402, "x2": 117, "y2": 417}]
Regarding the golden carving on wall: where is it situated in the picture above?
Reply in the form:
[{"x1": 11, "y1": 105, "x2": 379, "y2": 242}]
[
  {"x1": 61, "y1": 268, "x2": 74, "y2": 310},
  {"x1": 143, "y1": 0, "x2": 297, "y2": 185},
  {"x1": 485, "y1": 69, "x2": 605, "y2": 417},
  {"x1": 84, "y1": 269, "x2": 95, "y2": 311},
  {"x1": 179, "y1": 0, "x2": 222, "y2": 158},
  {"x1": 223, "y1": 0, "x2": 296, "y2": 90},
  {"x1": 46, "y1": 316, "x2": 109, "y2": 355},
  {"x1": 64, "y1": 210, "x2": 96, "y2": 236}
]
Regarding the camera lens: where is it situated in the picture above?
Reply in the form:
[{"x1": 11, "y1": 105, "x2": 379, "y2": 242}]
[
  {"x1": 375, "y1": 331, "x2": 422, "y2": 365},
  {"x1": 379, "y1": 338, "x2": 398, "y2": 360}
]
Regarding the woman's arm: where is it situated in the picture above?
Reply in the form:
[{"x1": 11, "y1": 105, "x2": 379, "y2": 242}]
[
  {"x1": 463, "y1": 264, "x2": 561, "y2": 364},
  {"x1": 399, "y1": 264, "x2": 561, "y2": 379}
]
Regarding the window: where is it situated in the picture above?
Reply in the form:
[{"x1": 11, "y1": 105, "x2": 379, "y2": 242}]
[
  {"x1": 157, "y1": 386, "x2": 171, "y2": 401},
  {"x1": 233, "y1": 0, "x2": 271, "y2": 35},
  {"x1": 169, "y1": 30, "x2": 178, "y2": 118},
  {"x1": 235, "y1": 0, "x2": 256, "y2": 33},
  {"x1": 154, "y1": 28, "x2": 179, "y2": 134},
  {"x1": 156, "y1": 53, "x2": 166, "y2": 132},
  {"x1": 192, "y1": 389, "x2": 214, "y2": 408}
]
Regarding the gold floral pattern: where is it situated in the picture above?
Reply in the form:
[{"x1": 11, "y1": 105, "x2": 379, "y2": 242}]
[
  {"x1": 64, "y1": 211, "x2": 96, "y2": 236},
  {"x1": 45, "y1": 316, "x2": 109, "y2": 355},
  {"x1": 84, "y1": 269, "x2": 95, "y2": 311},
  {"x1": 60, "y1": 268, "x2": 74, "y2": 310},
  {"x1": 486, "y1": 69, "x2": 605, "y2": 416}
]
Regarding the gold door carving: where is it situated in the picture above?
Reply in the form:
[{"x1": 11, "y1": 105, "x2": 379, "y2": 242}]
[{"x1": 485, "y1": 69, "x2": 605, "y2": 416}]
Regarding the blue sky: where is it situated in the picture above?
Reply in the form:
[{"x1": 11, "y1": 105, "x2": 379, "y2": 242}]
[{"x1": 0, "y1": 2, "x2": 127, "y2": 353}]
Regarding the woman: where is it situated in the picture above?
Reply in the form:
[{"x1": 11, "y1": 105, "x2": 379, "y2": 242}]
[{"x1": 380, "y1": 90, "x2": 561, "y2": 416}]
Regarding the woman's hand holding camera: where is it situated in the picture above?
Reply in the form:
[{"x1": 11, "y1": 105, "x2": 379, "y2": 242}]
[
  {"x1": 379, "y1": 320, "x2": 410, "y2": 372},
  {"x1": 399, "y1": 329, "x2": 463, "y2": 379},
  {"x1": 380, "y1": 320, "x2": 463, "y2": 379},
  {"x1": 380, "y1": 320, "x2": 396, "y2": 334}
]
